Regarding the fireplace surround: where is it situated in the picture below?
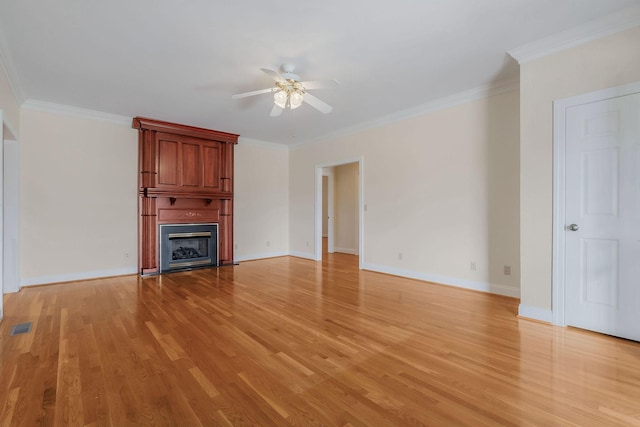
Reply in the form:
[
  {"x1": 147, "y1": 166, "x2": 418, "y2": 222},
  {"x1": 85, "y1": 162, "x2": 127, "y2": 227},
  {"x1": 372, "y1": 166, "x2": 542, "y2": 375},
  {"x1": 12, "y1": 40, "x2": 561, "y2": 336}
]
[{"x1": 133, "y1": 117, "x2": 238, "y2": 275}]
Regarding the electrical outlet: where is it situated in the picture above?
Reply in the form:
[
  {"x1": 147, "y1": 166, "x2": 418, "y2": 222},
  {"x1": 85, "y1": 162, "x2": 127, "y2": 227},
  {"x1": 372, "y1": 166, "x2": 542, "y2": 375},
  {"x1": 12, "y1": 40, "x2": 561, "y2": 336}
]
[
  {"x1": 234, "y1": 243, "x2": 238, "y2": 250},
  {"x1": 504, "y1": 265, "x2": 511, "y2": 276},
  {"x1": 266, "y1": 241, "x2": 270, "y2": 247},
  {"x1": 470, "y1": 261, "x2": 476, "y2": 271},
  {"x1": 124, "y1": 252, "x2": 130, "y2": 260},
  {"x1": 306, "y1": 241, "x2": 309, "y2": 247},
  {"x1": 398, "y1": 252, "x2": 403, "y2": 260}
]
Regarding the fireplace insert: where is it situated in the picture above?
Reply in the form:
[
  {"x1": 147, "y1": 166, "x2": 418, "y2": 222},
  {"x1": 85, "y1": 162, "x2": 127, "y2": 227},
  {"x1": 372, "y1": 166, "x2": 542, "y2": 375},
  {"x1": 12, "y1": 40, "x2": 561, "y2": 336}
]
[{"x1": 159, "y1": 223, "x2": 218, "y2": 272}]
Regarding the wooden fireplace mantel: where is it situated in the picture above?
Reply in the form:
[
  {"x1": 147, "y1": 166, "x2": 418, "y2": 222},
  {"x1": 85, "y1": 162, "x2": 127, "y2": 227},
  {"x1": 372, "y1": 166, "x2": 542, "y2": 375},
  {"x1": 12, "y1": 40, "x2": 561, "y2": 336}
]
[{"x1": 133, "y1": 117, "x2": 238, "y2": 275}]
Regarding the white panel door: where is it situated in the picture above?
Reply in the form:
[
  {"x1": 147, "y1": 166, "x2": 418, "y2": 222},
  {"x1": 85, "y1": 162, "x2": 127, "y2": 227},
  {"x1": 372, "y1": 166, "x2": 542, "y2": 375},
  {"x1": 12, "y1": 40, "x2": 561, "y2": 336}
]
[{"x1": 565, "y1": 92, "x2": 640, "y2": 341}]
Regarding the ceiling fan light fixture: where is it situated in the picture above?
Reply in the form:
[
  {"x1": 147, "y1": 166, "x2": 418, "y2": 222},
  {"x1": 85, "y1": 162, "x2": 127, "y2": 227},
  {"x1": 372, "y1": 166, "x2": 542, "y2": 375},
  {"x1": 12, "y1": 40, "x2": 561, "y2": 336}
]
[
  {"x1": 233, "y1": 65, "x2": 335, "y2": 115},
  {"x1": 289, "y1": 90, "x2": 304, "y2": 109},
  {"x1": 273, "y1": 90, "x2": 287, "y2": 109}
]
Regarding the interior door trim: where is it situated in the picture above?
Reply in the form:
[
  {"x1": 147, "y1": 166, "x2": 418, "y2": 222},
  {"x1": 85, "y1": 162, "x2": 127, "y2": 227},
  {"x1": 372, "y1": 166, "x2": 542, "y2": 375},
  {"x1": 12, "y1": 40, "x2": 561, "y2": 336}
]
[
  {"x1": 314, "y1": 157, "x2": 364, "y2": 268},
  {"x1": 552, "y1": 80, "x2": 640, "y2": 326}
]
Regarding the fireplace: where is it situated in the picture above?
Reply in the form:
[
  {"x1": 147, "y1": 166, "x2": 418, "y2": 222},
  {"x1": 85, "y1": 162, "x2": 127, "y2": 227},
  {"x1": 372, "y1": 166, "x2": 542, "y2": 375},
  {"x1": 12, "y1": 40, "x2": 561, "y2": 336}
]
[
  {"x1": 159, "y1": 223, "x2": 218, "y2": 272},
  {"x1": 134, "y1": 117, "x2": 237, "y2": 274}
]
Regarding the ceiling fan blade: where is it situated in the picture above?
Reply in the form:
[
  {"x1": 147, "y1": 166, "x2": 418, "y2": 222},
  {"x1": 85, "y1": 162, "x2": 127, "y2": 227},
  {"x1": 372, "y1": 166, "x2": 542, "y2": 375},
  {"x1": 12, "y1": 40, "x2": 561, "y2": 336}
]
[
  {"x1": 260, "y1": 68, "x2": 285, "y2": 83},
  {"x1": 300, "y1": 79, "x2": 340, "y2": 90},
  {"x1": 231, "y1": 88, "x2": 273, "y2": 99},
  {"x1": 303, "y1": 93, "x2": 333, "y2": 114},
  {"x1": 270, "y1": 104, "x2": 283, "y2": 117}
]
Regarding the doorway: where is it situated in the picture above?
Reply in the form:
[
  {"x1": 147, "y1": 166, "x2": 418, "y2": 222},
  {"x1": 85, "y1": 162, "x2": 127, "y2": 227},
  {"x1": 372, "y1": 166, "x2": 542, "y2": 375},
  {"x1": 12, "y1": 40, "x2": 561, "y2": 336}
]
[
  {"x1": 315, "y1": 157, "x2": 363, "y2": 268},
  {"x1": 553, "y1": 81, "x2": 640, "y2": 341},
  {"x1": 322, "y1": 172, "x2": 334, "y2": 254}
]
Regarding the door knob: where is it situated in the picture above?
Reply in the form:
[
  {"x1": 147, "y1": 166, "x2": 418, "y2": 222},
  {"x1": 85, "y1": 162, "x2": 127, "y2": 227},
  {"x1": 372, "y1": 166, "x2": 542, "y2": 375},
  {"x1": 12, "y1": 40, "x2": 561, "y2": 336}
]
[{"x1": 567, "y1": 224, "x2": 579, "y2": 231}]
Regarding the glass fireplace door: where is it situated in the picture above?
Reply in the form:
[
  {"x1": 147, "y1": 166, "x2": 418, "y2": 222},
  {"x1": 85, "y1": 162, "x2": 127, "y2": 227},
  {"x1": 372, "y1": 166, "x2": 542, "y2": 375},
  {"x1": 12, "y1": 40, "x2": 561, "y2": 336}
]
[{"x1": 159, "y1": 224, "x2": 218, "y2": 272}]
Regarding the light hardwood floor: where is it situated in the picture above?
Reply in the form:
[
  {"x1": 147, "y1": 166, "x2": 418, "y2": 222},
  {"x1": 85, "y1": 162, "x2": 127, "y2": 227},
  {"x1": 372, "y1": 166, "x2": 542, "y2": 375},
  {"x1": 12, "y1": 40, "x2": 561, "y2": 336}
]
[{"x1": 1, "y1": 252, "x2": 640, "y2": 426}]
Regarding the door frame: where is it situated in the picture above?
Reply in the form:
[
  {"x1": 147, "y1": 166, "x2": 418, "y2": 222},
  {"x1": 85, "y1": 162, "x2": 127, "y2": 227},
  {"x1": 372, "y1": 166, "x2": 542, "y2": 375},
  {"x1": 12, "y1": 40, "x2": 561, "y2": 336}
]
[
  {"x1": 322, "y1": 169, "x2": 335, "y2": 253},
  {"x1": 3, "y1": 138, "x2": 19, "y2": 294},
  {"x1": 314, "y1": 157, "x2": 364, "y2": 268},
  {"x1": 552, "y1": 81, "x2": 640, "y2": 326},
  {"x1": 1, "y1": 112, "x2": 20, "y2": 299}
]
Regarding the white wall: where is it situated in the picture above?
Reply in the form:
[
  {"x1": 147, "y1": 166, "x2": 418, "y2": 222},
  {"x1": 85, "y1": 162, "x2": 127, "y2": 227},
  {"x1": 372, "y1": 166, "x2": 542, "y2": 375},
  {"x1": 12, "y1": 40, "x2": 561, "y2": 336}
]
[
  {"x1": 19, "y1": 108, "x2": 138, "y2": 285},
  {"x1": 12, "y1": 85, "x2": 520, "y2": 299},
  {"x1": 3, "y1": 139, "x2": 19, "y2": 293},
  {"x1": 0, "y1": 62, "x2": 20, "y2": 303},
  {"x1": 10, "y1": 89, "x2": 520, "y2": 299},
  {"x1": 6, "y1": 49, "x2": 521, "y2": 298},
  {"x1": 333, "y1": 162, "x2": 359, "y2": 255},
  {"x1": 234, "y1": 139, "x2": 289, "y2": 261},
  {"x1": 290, "y1": 89, "x2": 520, "y2": 296},
  {"x1": 519, "y1": 26, "x2": 640, "y2": 316},
  {"x1": 0, "y1": 62, "x2": 19, "y2": 139},
  {"x1": 16, "y1": 111, "x2": 289, "y2": 282}
]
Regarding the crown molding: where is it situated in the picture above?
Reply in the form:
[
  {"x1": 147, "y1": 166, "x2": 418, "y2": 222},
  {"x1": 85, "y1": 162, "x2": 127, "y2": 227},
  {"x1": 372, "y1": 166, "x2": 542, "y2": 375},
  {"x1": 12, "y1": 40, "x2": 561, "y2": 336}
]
[
  {"x1": 238, "y1": 136, "x2": 290, "y2": 151},
  {"x1": 22, "y1": 99, "x2": 132, "y2": 125},
  {"x1": 508, "y1": 4, "x2": 640, "y2": 64},
  {"x1": 0, "y1": 25, "x2": 25, "y2": 105},
  {"x1": 290, "y1": 77, "x2": 519, "y2": 151}
]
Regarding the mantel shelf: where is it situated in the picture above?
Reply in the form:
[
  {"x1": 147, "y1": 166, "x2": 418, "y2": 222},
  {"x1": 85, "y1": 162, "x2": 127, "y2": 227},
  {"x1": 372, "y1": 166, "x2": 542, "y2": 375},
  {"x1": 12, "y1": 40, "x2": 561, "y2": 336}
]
[{"x1": 142, "y1": 188, "x2": 234, "y2": 200}]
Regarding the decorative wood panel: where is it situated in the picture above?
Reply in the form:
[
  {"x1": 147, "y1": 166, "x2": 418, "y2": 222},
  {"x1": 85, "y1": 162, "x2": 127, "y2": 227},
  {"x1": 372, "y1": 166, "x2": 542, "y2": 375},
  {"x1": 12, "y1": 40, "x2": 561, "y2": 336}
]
[
  {"x1": 139, "y1": 195, "x2": 158, "y2": 274},
  {"x1": 202, "y1": 145, "x2": 220, "y2": 190},
  {"x1": 219, "y1": 198, "x2": 233, "y2": 264},
  {"x1": 181, "y1": 142, "x2": 200, "y2": 187},
  {"x1": 133, "y1": 117, "x2": 238, "y2": 273},
  {"x1": 158, "y1": 138, "x2": 179, "y2": 186},
  {"x1": 221, "y1": 142, "x2": 234, "y2": 193},
  {"x1": 152, "y1": 133, "x2": 222, "y2": 193},
  {"x1": 158, "y1": 208, "x2": 220, "y2": 223},
  {"x1": 139, "y1": 130, "x2": 157, "y2": 189}
]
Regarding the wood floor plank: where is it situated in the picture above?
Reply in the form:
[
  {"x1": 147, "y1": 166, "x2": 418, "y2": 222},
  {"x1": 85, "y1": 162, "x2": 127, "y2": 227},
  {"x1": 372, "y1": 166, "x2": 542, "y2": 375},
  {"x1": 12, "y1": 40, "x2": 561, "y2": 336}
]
[{"x1": 1, "y1": 253, "x2": 640, "y2": 425}]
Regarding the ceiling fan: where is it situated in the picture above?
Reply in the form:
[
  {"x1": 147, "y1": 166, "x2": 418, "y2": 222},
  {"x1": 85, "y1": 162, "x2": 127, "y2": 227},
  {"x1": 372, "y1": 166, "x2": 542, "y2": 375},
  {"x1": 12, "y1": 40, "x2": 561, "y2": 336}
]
[{"x1": 232, "y1": 64, "x2": 338, "y2": 117}]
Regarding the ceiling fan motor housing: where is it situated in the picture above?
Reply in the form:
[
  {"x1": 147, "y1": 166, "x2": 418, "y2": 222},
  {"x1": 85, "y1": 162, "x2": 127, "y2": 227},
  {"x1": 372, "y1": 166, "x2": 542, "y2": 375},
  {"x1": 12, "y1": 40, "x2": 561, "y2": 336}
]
[{"x1": 280, "y1": 63, "x2": 300, "y2": 82}]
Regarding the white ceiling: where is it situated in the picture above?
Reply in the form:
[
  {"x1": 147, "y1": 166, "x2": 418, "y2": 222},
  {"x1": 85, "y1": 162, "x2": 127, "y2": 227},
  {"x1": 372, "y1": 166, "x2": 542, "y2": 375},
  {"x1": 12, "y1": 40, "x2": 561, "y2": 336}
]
[{"x1": 1, "y1": 1, "x2": 639, "y2": 145}]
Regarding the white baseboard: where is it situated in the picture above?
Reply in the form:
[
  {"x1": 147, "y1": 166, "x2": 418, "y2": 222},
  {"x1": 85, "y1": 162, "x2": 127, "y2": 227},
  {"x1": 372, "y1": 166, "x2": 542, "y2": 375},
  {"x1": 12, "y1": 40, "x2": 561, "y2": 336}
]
[
  {"x1": 21, "y1": 267, "x2": 138, "y2": 287},
  {"x1": 361, "y1": 262, "x2": 520, "y2": 298},
  {"x1": 518, "y1": 304, "x2": 553, "y2": 323},
  {"x1": 288, "y1": 251, "x2": 316, "y2": 260},
  {"x1": 334, "y1": 246, "x2": 358, "y2": 255},
  {"x1": 234, "y1": 251, "x2": 288, "y2": 262}
]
